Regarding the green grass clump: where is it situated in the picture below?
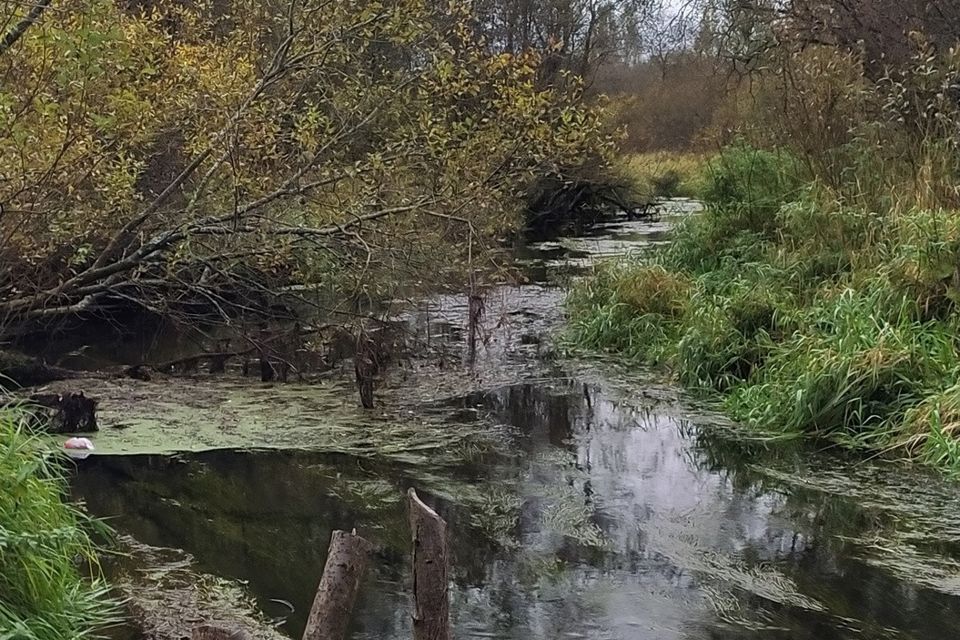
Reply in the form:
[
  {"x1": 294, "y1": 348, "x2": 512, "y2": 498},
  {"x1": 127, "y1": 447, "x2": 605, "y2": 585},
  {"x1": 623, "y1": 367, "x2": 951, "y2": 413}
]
[
  {"x1": 566, "y1": 263, "x2": 687, "y2": 363},
  {"x1": 566, "y1": 142, "x2": 960, "y2": 474},
  {"x1": 675, "y1": 266, "x2": 796, "y2": 391},
  {"x1": 659, "y1": 144, "x2": 803, "y2": 274},
  {"x1": 0, "y1": 406, "x2": 117, "y2": 639},
  {"x1": 727, "y1": 289, "x2": 960, "y2": 439},
  {"x1": 699, "y1": 144, "x2": 803, "y2": 236},
  {"x1": 900, "y1": 383, "x2": 960, "y2": 469}
]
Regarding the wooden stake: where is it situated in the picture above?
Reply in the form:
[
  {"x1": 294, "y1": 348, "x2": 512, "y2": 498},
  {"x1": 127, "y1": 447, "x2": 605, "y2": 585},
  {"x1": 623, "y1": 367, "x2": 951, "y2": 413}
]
[
  {"x1": 302, "y1": 529, "x2": 374, "y2": 640},
  {"x1": 407, "y1": 488, "x2": 451, "y2": 640},
  {"x1": 191, "y1": 625, "x2": 251, "y2": 640}
]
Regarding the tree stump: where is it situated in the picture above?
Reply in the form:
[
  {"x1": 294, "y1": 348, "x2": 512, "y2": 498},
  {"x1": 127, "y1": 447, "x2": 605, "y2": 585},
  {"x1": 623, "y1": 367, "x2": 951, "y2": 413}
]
[
  {"x1": 467, "y1": 293, "x2": 484, "y2": 363},
  {"x1": 302, "y1": 529, "x2": 374, "y2": 640},
  {"x1": 28, "y1": 392, "x2": 98, "y2": 432},
  {"x1": 408, "y1": 488, "x2": 450, "y2": 640},
  {"x1": 354, "y1": 338, "x2": 377, "y2": 409}
]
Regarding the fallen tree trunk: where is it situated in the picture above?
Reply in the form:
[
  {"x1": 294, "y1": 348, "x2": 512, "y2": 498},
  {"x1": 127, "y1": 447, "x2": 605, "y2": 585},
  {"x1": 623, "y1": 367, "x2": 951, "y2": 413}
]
[
  {"x1": 408, "y1": 488, "x2": 450, "y2": 640},
  {"x1": 0, "y1": 350, "x2": 78, "y2": 388},
  {"x1": 302, "y1": 529, "x2": 374, "y2": 640}
]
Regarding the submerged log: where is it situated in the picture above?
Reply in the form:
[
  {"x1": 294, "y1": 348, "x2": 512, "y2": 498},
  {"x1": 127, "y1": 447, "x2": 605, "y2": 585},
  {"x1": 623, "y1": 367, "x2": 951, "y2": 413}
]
[
  {"x1": 302, "y1": 530, "x2": 374, "y2": 640},
  {"x1": 408, "y1": 488, "x2": 450, "y2": 640},
  {"x1": 28, "y1": 392, "x2": 98, "y2": 433},
  {"x1": 0, "y1": 349, "x2": 78, "y2": 388}
]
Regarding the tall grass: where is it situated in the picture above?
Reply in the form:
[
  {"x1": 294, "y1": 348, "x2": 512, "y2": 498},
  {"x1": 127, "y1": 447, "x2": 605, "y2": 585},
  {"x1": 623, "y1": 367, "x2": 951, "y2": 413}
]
[
  {"x1": 0, "y1": 405, "x2": 117, "y2": 639},
  {"x1": 567, "y1": 143, "x2": 960, "y2": 473},
  {"x1": 620, "y1": 151, "x2": 711, "y2": 199}
]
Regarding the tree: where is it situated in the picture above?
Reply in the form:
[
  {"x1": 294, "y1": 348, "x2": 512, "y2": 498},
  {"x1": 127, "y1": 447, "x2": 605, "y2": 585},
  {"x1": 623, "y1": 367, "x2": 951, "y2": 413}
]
[
  {"x1": 468, "y1": 0, "x2": 659, "y2": 82},
  {"x1": 0, "y1": 0, "x2": 614, "y2": 340}
]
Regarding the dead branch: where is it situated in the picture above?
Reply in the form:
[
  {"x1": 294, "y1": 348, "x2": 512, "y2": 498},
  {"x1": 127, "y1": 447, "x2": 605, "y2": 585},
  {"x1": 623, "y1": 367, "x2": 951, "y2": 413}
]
[{"x1": 0, "y1": 0, "x2": 52, "y2": 57}]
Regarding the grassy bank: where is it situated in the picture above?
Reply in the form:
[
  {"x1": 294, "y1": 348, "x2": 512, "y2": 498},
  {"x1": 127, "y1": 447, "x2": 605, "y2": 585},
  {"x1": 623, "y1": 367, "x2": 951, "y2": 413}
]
[
  {"x1": 0, "y1": 406, "x2": 117, "y2": 638},
  {"x1": 620, "y1": 151, "x2": 711, "y2": 200},
  {"x1": 568, "y1": 145, "x2": 960, "y2": 472}
]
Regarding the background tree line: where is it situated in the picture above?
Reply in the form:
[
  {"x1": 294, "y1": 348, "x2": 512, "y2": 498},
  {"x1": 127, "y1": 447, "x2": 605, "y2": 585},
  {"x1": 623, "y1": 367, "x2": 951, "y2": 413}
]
[{"x1": 5, "y1": 0, "x2": 958, "y2": 346}]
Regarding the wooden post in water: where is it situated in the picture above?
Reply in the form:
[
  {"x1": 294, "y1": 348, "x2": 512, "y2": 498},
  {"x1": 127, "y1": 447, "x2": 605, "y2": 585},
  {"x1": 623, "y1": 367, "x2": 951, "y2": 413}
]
[
  {"x1": 191, "y1": 625, "x2": 251, "y2": 640},
  {"x1": 407, "y1": 488, "x2": 451, "y2": 640},
  {"x1": 302, "y1": 529, "x2": 374, "y2": 640}
]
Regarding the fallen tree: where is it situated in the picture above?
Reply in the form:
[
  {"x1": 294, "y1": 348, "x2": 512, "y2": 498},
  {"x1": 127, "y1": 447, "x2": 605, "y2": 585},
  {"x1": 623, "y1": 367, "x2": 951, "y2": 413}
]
[{"x1": 0, "y1": 350, "x2": 78, "y2": 388}]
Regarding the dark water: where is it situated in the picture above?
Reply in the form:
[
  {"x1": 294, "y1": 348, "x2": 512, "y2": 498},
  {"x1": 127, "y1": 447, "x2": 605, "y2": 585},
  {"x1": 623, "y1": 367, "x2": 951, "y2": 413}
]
[{"x1": 72, "y1": 202, "x2": 960, "y2": 639}]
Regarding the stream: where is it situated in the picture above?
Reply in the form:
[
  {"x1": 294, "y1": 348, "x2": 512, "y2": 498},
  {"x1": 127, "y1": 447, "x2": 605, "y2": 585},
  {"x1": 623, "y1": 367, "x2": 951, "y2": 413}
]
[{"x1": 70, "y1": 200, "x2": 960, "y2": 640}]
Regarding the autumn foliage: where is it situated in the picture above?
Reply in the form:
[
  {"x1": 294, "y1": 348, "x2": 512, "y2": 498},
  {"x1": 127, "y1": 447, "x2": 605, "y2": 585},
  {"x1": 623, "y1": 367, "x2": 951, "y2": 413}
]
[{"x1": 0, "y1": 0, "x2": 615, "y2": 336}]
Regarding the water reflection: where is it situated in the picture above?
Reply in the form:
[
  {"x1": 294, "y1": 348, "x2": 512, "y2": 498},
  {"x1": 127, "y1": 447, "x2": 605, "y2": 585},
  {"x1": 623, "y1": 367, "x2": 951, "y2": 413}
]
[
  {"x1": 74, "y1": 376, "x2": 960, "y2": 640},
  {"x1": 71, "y1": 204, "x2": 960, "y2": 640}
]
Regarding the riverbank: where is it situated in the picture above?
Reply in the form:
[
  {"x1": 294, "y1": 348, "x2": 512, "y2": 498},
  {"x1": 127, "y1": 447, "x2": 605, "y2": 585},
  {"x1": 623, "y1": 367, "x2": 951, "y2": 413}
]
[
  {"x1": 620, "y1": 151, "x2": 710, "y2": 200},
  {"x1": 0, "y1": 406, "x2": 117, "y2": 638},
  {"x1": 567, "y1": 145, "x2": 960, "y2": 474},
  {"x1": 36, "y1": 205, "x2": 960, "y2": 639}
]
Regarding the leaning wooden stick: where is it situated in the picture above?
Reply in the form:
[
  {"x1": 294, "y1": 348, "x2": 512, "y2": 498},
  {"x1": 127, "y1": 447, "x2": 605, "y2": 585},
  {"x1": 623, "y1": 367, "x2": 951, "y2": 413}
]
[
  {"x1": 302, "y1": 529, "x2": 374, "y2": 640},
  {"x1": 408, "y1": 488, "x2": 451, "y2": 640},
  {"x1": 191, "y1": 625, "x2": 252, "y2": 640}
]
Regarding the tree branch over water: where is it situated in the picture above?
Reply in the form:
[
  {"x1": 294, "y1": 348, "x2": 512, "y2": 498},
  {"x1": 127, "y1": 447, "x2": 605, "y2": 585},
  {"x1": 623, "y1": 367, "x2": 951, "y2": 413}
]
[{"x1": 0, "y1": 0, "x2": 615, "y2": 337}]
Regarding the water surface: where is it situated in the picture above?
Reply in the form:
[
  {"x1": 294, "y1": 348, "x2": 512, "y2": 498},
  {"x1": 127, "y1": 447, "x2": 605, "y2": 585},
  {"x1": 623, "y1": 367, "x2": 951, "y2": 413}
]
[{"x1": 73, "y1": 204, "x2": 960, "y2": 639}]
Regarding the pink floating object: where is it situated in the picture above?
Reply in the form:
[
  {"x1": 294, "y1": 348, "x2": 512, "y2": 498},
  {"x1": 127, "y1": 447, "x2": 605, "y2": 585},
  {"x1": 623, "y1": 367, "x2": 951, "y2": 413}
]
[{"x1": 64, "y1": 437, "x2": 95, "y2": 451}]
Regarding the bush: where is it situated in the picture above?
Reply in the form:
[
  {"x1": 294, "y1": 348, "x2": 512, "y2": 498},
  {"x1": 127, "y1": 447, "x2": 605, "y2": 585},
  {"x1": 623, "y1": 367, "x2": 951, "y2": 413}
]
[{"x1": 0, "y1": 407, "x2": 117, "y2": 639}]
